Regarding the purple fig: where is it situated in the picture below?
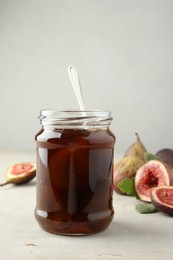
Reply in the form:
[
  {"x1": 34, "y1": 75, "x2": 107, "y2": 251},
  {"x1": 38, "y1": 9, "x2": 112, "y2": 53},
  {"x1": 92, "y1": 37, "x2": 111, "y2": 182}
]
[{"x1": 156, "y1": 149, "x2": 173, "y2": 169}]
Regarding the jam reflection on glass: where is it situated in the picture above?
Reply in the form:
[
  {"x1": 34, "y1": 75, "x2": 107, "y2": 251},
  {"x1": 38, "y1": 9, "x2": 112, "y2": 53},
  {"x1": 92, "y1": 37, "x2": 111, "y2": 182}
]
[{"x1": 35, "y1": 128, "x2": 115, "y2": 235}]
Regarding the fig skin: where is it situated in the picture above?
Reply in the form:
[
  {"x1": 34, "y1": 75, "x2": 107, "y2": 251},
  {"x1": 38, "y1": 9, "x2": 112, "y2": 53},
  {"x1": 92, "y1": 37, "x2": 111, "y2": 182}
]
[
  {"x1": 0, "y1": 162, "x2": 36, "y2": 186},
  {"x1": 135, "y1": 160, "x2": 170, "y2": 202},
  {"x1": 124, "y1": 133, "x2": 147, "y2": 160},
  {"x1": 156, "y1": 149, "x2": 173, "y2": 169},
  {"x1": 13, "y1": 170, "x2": 36, "y2": 185},
  {"x1": 169, "y1": 173, "x2": 173, "y2": 185},
  {"x1": 151, "y1": 186, "x2": 173, "y2": 216}
]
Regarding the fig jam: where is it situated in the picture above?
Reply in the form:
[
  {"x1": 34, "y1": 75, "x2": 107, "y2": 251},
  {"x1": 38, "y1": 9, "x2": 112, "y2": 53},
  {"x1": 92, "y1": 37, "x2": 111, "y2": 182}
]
[{"x1": 35, "y1": 110, "x2": 115, "y2": 235}]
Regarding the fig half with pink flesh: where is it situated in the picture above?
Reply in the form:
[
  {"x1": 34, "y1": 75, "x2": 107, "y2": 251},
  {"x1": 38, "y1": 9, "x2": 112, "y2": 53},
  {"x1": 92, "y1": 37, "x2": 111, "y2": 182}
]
[
  {"x1": 135, "y1": 160, "x2": 170, "y2": 202},
  {"x1": 0, "y1": 162, "x2": 36, "y2": 186},
  {"x1": 151, "y1": 186, "x2": 173, "y2": 216}
]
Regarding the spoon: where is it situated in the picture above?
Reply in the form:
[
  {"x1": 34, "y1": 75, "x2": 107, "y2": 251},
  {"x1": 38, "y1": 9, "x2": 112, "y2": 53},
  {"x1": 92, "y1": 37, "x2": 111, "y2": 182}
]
[{"x1": 68, "y1": 65, "x2": 85, "y2": 111}]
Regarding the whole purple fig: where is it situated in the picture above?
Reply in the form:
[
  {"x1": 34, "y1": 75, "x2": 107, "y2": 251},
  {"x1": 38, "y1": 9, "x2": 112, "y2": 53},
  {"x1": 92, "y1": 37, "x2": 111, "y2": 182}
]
[{"x1": 156, "y1": 149, "x2": 173, "y2": 169}]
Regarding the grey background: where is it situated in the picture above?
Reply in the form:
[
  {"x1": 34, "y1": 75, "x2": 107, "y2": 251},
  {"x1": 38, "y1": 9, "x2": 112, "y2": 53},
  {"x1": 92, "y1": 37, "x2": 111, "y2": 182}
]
[{"x1": 0, "y1": 0, "x2": 173, "y2": 153}]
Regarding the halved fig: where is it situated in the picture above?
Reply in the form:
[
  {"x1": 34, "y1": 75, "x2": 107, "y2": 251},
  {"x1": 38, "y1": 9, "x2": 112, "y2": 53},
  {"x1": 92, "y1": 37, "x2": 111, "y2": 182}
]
[
  {"x1": 0, "y1": 162, "x2": 36, "y2": 186},
  {"x1": 151, "y1": 186, "x2": 173, "y2": 216},
  {"x1": 135, "y1": 160, "x2": 170, "y2": 202}
]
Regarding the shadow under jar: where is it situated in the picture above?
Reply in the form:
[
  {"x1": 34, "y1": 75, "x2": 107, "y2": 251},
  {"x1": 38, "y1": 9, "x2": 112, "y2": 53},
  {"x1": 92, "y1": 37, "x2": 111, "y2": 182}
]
[{"x1": 35, "y1": 110, "x2": 115, "y2": 235}]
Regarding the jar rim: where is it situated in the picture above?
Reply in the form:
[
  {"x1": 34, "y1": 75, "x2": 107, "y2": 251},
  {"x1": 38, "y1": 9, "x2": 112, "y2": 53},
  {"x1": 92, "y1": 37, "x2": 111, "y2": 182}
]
[
  {"x1": 40, "y1": 109, "x2": 111, "y2": 116},
  {"x1": 39, "y1": 109, "x2": 113, "y2": 128}
]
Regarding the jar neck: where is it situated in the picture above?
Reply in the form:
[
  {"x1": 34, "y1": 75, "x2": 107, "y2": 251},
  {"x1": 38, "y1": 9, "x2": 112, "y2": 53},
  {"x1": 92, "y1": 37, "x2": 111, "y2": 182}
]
[{"x1": 39, "y1": 110, "x2": 113, "y2": 129}]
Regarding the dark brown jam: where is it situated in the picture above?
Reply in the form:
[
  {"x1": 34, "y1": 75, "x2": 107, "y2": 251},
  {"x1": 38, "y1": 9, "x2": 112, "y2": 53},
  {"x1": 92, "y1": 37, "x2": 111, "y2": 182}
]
[{"x1": 35, "y1": 127, "x2": 115, "y2": 235}]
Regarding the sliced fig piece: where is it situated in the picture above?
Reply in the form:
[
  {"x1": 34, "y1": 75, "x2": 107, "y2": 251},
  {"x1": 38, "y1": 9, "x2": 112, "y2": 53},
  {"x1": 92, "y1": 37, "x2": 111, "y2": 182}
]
[
  {"x1": 151, "y1": 186, "x2": 173, "y2": 216},
  {"x1": 135, "y1": 160, "x2": 170, "y2": 202},
  {"x1": 156, "y1": 148, "x2": 173, "y2": 169},
  {"x1": 0, "y1": 162, "x2": 36, "y2": 186}
]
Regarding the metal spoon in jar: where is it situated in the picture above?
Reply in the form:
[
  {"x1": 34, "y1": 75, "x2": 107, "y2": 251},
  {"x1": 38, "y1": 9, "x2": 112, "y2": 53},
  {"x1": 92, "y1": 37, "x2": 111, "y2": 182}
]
[{"x1": 68, "y1": 65, "x2": 85, "y2": 111}]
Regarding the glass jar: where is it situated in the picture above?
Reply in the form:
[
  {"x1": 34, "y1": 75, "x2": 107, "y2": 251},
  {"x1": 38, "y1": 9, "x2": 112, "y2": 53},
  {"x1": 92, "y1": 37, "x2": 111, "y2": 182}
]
[{"x1": 35, "y1": 110, "x2": 115, "y2": 235}]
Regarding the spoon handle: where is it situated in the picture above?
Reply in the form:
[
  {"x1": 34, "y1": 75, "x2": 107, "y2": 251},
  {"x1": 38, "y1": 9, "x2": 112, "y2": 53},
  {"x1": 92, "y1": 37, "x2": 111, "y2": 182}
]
[{"x1": 68, "y1": 65, "x2": 85, "y2": 111}]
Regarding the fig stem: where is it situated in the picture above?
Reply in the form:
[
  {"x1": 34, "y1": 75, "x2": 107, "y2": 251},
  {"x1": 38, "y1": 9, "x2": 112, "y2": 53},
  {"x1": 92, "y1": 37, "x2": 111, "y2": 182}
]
[
  {"x1": 0, "y1": 180, "x2": 11, "y2": 187},
  {"x1": 135, "y1": 132, "x2": 140, "y2": 141}
]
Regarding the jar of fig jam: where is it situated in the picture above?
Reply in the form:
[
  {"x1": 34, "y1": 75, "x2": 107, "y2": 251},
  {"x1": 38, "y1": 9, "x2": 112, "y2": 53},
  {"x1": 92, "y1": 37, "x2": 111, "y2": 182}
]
[{"x1": 35, "y1": 110, "x2": 115, "y2": 235}]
